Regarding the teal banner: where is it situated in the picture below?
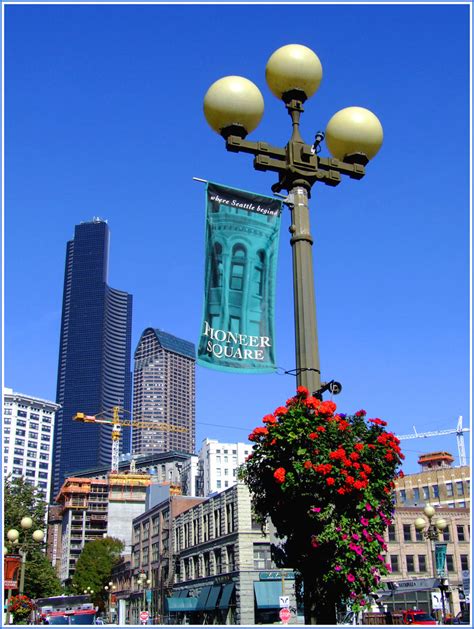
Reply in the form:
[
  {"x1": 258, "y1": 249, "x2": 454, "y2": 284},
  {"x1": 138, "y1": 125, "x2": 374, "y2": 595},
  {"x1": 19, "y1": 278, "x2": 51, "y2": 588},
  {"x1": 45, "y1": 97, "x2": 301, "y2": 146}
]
[
  {"x1": 435, "y1": 542, "x2": 447, "y2": 577},
  {"x1": 198, "y1": 182, "x2": 282, "y2": 373}
]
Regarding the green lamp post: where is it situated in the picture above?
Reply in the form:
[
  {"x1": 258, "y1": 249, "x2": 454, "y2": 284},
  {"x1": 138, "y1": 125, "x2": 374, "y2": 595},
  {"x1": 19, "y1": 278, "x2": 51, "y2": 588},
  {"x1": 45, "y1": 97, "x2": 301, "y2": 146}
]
[{"x1": 204, "y1": 44, "x2": 383, "y2": 396}]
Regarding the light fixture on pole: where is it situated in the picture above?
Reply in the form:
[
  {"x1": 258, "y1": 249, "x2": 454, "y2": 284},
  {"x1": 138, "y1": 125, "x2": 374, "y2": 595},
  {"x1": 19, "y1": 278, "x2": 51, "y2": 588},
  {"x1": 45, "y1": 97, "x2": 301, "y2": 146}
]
[
  {"x1": 414, "y1": 504, "x2": 449, "y2": 621},
  {"x1": 204, "y1": 44, "x2": 383, "y2": 396},
  {"x1": 6, "y1": 517, "x2": 45, "y2": 595}
]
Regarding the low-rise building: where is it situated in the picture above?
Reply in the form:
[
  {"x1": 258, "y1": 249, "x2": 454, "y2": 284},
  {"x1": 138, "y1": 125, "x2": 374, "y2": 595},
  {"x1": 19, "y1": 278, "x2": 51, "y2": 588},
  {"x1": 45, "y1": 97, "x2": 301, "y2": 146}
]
[{"x1": 198, "y1": 438, "x2": 252, "y2": 495}]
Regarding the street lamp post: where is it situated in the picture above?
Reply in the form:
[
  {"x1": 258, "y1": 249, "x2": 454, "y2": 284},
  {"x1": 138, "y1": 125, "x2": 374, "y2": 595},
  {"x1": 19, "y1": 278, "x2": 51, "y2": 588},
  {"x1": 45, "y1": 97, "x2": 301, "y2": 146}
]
[
  {"x1": 6, "y1": 517, "x2": 45, "y2": 594},
  {"x1": 104, "y1": 581, "x2": 116, "y2": 622},
  {"x1": 414, "y1": 504, "x2": 449, "y2": 622},
  {"x1": 204, "y1": 44, "x2": 383, "y2": 396}
]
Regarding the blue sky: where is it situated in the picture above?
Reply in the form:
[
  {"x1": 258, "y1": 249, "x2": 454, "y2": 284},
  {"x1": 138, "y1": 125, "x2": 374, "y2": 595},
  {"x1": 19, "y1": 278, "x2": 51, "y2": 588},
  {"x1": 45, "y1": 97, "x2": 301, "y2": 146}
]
[{"x1": 4, "y1": 3, "x2": 471, "y2": 474}]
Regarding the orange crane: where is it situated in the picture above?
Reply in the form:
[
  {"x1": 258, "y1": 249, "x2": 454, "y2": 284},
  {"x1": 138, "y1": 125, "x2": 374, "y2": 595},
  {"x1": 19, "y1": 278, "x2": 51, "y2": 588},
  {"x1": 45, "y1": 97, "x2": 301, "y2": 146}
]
[{"x1": 73, "y1": 406, "x2": 188, "y2": 472}]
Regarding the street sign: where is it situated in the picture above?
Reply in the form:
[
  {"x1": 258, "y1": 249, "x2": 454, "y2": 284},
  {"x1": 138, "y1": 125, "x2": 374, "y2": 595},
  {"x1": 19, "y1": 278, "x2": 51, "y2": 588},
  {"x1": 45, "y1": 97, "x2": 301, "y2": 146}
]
[
  {"x1": 139, "y1": 610, "x2": 149, "y2": 623},
  {"x1": 279, "y1": 596, "x2": 290, "y2": 608},
  {"x1": 279, "y1": 608, "x2": 291, "y2": 624}
]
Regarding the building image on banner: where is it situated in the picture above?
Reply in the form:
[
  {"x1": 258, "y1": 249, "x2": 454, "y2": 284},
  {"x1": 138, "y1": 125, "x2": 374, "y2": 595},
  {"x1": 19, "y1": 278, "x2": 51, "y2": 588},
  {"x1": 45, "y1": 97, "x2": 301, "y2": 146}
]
[{"x1": 198, "y1": 182, "x2": 282, "y2": 373}]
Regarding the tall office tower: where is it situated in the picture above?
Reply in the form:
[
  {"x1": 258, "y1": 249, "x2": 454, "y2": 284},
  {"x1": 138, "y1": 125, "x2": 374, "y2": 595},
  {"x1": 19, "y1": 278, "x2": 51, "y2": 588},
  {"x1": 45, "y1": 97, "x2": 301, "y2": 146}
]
[
  {"x1": 52, "y1": 218, "x2": 132, "y2": 498},
  {"x1": 132, "y1": 328, "x2": 195, "y2": 456},
  {"x1": 3, "y1": 387, "x2": 60, "y2": 499}
]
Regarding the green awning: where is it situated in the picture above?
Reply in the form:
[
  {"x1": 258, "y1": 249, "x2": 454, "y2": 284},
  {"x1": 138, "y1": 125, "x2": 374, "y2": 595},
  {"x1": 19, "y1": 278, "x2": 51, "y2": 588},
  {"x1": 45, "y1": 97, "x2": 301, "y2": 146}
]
[
  {"x1": 165, "y1": 597, "x2": 198, "y2": 612},
  {"x1": 218, "y1": 583, "x2": 235, "y2": 609},
  {"x1": 254, "y1": 581, "x2": 283, "y2": 609},
  {"x1": 178, "y1": 590, "x2": 190, "y2": 598},
  {"x1": 195, "y1": 585, "x2": 212, "y2": 611},
  {"x1": 204, "y1": 585, "x2": 221, "y2": 610}
]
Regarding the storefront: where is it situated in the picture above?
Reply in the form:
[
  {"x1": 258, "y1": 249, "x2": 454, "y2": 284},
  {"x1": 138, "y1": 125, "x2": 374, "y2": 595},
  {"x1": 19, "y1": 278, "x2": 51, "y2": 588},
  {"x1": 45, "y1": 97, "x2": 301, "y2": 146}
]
[{"x1": 382, "y1": 577, "x2": 451, "y2": 621}]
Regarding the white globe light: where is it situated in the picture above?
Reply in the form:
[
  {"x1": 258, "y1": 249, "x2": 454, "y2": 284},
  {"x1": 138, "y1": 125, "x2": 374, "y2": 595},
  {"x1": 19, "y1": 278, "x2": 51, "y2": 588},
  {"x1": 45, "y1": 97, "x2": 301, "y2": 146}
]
[
  {"x1": 266, "y1": 44, "x2": 323, "y2": 100},
  {"x1": 32, "y1": 529, "x2": 45, "y2": 542},
  {"x1": 7, "y1": 529, "x2": 19, "y2": 542},
  {"x1": 21, "y1": 517, "x2": 33, "y2": 530},
  {"x1": 325, "y1": 106, "x2": 383, "y2": 161},
  {"x1": 435, "y1": 518, "x2": 448, "y2": 531},
  {"x1": 414, "y1": 517, "x2": 427, "y2": 531},
  {"x1": 204, "y1": 76, "x2": 264, "y2": 136},
  {"x1": 423, "y1": 504, "x2": 436, "y2": 518}
]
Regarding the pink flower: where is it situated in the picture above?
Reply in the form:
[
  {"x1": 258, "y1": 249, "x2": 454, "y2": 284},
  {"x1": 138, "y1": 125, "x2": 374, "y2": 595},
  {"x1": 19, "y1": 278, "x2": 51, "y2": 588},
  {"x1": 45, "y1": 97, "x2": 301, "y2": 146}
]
[
  {"x1": 375, "y1": 533, "x2": 384, "y2": 543},
  {"x1": 335, "y1": 527, "x2": 342, "y2": 532},
  {"x1": 352, "y1": 533, "x2": 360, "y2": 541},
  {"x1": 334, "y1": 565, "x2": 342, "y2": 572},
  {"x1": 311, "y1": 507, "x2": 321, "y2": 513},
  {"x1": 360, "y1": 517, "x2": 369, "y2": 526},
  {"x1": 342, "y1": 534, "x2": 348, "y2": 540},
  {"x1": 347, "y1": 574, "x2": 356, "y2": 583},
  {"x1": 385, "y1": 563, "x2": 392, "y2": 572},
  {"x1": 365, "y1": 503, "x2": 373, "y2": 511},
  {"x1": 377, "y1": 554, "x2": 385, "y2": 563}
]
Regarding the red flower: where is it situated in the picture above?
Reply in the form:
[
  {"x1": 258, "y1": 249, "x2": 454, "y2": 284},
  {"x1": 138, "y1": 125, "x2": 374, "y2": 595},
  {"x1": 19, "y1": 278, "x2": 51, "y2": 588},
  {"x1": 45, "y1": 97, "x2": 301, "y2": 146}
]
[
  {"x1": 337, "y1": 420, "x2": 350, "y2": 431},
  {"x1": 316, "y1": 426, "x2": 326, "y2": 432},
  {"x1": 369, "y1": 417, "x2": 387, "y2": 426},
  {"x1": 269, "y1": 439, "x2": 277, "y2": 446},
  {"x1": 263, "y1": 414, "x2": 277, "y2": 424},
  {"x1": 367, "y1": 444, "x2": 376, "y2": 450},
  {"x1": 308, "y1": 432, "x2": 318, "y2": 440},
  {"x1": 355, "y1": 409, "x2": 366, "y2": 417},
  {"x1": 362, "y1": 464, "x2": 372, "y2": 474},
  {"x1": 345, "y1": 475, "x2": 355, "y2": 485},
  {"x1": 304, "y1": 396, "x2": 320, "y2": 410},
  {"x1": 319, "y1": 401, "x2": 337, "y2": 415},
  {"x1": 354, "y1": 443, "x2": 364, "y2": 451},
  {"x1": 274, "y1": 467, "x2": 286, "y2": 484},
  {"x1": 274, "y1": 406, "x2": 288, "y2": 416},
  {"x1": 297, "y1": 385, "x2": 309, "y2": 397},
  {"x1": 349, "y1": 452, "x2": 360, "y2": 461},
  {"x1": 303, "y1": 460, "x2": 313, "y2": 470},
  {"x1": 337, "y1": 488, "x2": 346, "y2": 495},
  {"x1": 326, "y1": 477, "x2": 335, "y2": 486}
]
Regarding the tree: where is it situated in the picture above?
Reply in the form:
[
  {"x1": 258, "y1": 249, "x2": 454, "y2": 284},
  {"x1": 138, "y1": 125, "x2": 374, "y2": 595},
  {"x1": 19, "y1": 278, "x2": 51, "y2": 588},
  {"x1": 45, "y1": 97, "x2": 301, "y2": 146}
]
[
  {"x1": 71, "y1": 537, "x2": 124, "y2": 610},
  {"x1": 240, "y1": 386, "x2": 403, "y2": 625},
  {"x1": 4, "y1": 476, "x2": 62, "y2": 599}
]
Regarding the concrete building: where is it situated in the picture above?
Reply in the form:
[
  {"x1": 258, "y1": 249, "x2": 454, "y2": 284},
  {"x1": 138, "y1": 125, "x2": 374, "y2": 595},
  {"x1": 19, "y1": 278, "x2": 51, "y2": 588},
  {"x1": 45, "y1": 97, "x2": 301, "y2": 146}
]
[
  {"x1": 382, "y1": 452, "x2": 470, "y2": 619},
  {"x1": 132, "y1": 328, "x2": 196, "y2": 457},
  {"x1": 122, "y1": 482, "x2": 296, "y2": 625},
  {"x1": 3, "y1": 387, "x2": 60, "y2": 498},
  {"x1": 53, "y1": 472, "x2": 151, "y2": 583},
  {"x1": 198, "y1": 438, "x2": 252, "y2": 495}
]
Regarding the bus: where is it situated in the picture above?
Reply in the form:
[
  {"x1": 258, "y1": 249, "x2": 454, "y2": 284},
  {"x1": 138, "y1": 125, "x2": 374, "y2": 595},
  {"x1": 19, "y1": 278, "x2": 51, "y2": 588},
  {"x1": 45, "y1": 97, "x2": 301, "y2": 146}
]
[{"x1": 33, "y1": 595, "x2": 97, "y2": 625}]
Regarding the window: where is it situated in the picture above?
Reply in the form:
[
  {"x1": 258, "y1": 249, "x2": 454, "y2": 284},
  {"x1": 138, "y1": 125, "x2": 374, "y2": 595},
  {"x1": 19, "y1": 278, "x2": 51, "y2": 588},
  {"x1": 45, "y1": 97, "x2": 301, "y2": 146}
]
[
  {"x1": 227, "y1": 545, "x2": 235, "y2": 571},
  {"x1": 211, "y1": 243, "x2": 223, "y2": 288},
  {"x1": 27, "y1": 450, "x2": 36, "y2": 457},
  {"x1": 13, "y1": 467, "x2": 23, "y2": 475},
  {"x1": 41, "y1": 434, "x2": 50, "y2": 442},
  {"x1": 446, "y1": 482, "x2": 454, "y2": 497},
  {"x1": 17, "y1": 411, "x2": 27, "y2": 418},
  {"x1": 446, "y1": 555, "x2": 455, "y2": 573},
  {"x1": 456, "y1": 481, "x2": 464, "y2": 496},
  {"x1": 230, "y1": 245, "x2": 246, "y2": 291},
  {"x1": 216, "y1": 480, "x2": 221, "y2": 488},
  {"x1": 403, "y1": 524, "x2": 412, "y2": 542},
  {"x1": 214, "y1": 549, "x2": 222, "y2": 573},
  {"x1": 422, "y1": 486, "x2": 430, "y2": 500},
  {"x1": 216, "y1": 456, "x2": 221, "y2": 464},
  {"x1": 413, "y1": 487, "x2": 420, "y2": 502},
  {"x1": 16, "y1": 429, "x2": 26, "y2": 437},
  {"x1": 40, "y1": 444, "x2": 49, "y2": 451},
  {"x1": 415, "y1": 527, "x2": 424, "y2": 542},
  {"x1": 13, "y1": 457, "x2": 23, "y2": 466},
  {"x1": 418, "y1": 555, "x2": 426, "y2": 572},
  {"x1": 27, "y1": 441, "x2": 37, "y2": 449},
  {"x1": 216, "y1": 468, "x2": 221, "y2": 477},
  {"x1": 225, "y1": 481, "x2": 229, "y2": 487},
  {"x1": 253, "y1": 543, "x2": 272, "y2": 570},
  {"x1": 224, "y1": 469, "x2": 228, "y2": 476},
  {"x1": 406, "y1": 555, "x2": 415, "y2": 573},
  {"x1": 14, "y1": 439, "x2": 24, "y2": 447},
  {"x1": 39, "y1": 462, "x2": 49, "y2": 470},
  {"x1": 28, "y1": 432, "x2": 38, "y2": 440},
  {"x1": 38, "y1": 472, "x2": 48, "y2": 479},
  {"x1": 390, "y1": 555, "x2": 399, "y2": 572},
  {"x1": 30, "y1": 422, "x2": 39, "y2": 430},
  {"x1": 442, "y1": 526, "x2": 450, "y2": 542},
  {"x1": 432, "y1": 484, "x2": 439, "y2": 498},
  {"x1": 17, "y1": 417, "x2": 27, "y2": 424},
  {"x1": 388, "y1": 525, "x2": 396, "y2": 542},
  {"x1": 461, "y1": 555, "x2": 469, "y2": 571},
  {"x1": 399, "y1": 489, "x2": 407, "y2": 503},
  {"x1": 26, "y1": 469, "x2": 35, "y2": 477},
  {"x1": 30, "y1": 413, "x2": 39, "y2": 420},
  {"x1": 26, "y1": 460, "x2": 36, "y2": 468},
  {"x1": 4, "y1": 417, "x2": 11, "y2": 425}
]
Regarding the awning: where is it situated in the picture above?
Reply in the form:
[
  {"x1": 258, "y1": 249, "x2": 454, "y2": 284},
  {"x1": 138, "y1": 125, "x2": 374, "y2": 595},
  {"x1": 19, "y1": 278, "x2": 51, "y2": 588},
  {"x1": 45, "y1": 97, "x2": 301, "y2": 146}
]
[
  {"x1": 165, "y1": 597, "x2": 198, "y2": 612},
  {"x1": 195, "y1": 585, "x2": 212, "y2": 611},
  {"x1": 204, "y1": 585, "x2": 221, "y2": 610},
  {"x1": 178, "y1": 590, "x2": 190, "y2": 598},
  {"x1": 254, "y1": 581, "x2": 283, "y2": 609},
  {"x1": 218, "y1": 583, "x2": 235, "y2": 609}
]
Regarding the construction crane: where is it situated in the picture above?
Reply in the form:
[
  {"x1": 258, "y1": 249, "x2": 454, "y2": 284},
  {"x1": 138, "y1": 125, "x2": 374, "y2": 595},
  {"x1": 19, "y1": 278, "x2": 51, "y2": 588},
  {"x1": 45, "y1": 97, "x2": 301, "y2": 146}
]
[
  {"x1": 396, "y1": 416, "x2": 469, "y2": 466},
  {"x1": 73, "y1": 406, "x2": 188, "y2": 473}
]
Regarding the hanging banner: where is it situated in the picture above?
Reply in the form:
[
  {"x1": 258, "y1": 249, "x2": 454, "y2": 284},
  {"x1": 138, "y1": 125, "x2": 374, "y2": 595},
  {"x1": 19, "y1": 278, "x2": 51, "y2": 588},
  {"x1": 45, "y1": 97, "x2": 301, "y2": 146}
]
[
  {"x1": 197, "y1": 182, "x2": 282, "y2": 373},
  {"x1": 435, "y1": 542, "x2": 447, "y2": 577}
]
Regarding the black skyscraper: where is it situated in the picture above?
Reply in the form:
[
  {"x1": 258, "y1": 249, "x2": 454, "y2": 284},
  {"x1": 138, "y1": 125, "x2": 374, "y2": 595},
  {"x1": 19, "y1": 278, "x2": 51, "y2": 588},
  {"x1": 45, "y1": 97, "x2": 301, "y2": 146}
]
[{"x1": 52, "y1": 218, "x2": 132, "y2": 498}]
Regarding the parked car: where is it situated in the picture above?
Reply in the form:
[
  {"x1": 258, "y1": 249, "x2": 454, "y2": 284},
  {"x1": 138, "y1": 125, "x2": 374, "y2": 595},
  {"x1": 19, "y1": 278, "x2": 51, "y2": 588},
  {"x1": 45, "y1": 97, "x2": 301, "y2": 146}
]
[{"x1": 402, "y1": 610, "x2": 437, "y2": 625}]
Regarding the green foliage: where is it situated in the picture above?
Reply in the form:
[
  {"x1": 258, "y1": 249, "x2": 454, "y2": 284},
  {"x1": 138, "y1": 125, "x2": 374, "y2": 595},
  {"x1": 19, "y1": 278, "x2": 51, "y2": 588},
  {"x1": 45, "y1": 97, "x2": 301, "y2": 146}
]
[
  {"x1": 71, "y1": 537, "x2": 124, "y2": 610},
  {"x1": 240, "y1": 387, "x2": 404, "y2": 622},
  {"x1": 4, "y1": 476, "x2": 62, "y2": 599}
]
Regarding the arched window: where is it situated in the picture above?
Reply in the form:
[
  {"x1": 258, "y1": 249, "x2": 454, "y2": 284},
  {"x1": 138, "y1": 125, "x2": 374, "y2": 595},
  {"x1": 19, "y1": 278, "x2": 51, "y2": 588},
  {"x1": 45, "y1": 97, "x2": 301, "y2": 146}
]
[
  {"x1": 254, "y1": 250, "x2": 265, "y2": 297},
  {"x1": 211, "y1": 243, "x2": 223, "y2": 288},
  {"x1": 230, "y1": 245, "x2": 246, "y2": 291}
]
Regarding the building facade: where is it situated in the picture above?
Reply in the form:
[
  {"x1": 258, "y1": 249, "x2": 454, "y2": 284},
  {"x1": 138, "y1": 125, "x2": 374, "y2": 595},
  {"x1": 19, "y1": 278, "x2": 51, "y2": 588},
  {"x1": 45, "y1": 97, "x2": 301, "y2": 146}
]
[
  {"x1": 132, "y1": 328, "x2": 195, "y2": 456},
  {"x1": 382, "y1": 452, "x2": 471, "y2": 619},
  {"x1": 3, "y1": 387, "x2": 60, "y2": 498},
  {"x1": 52, "y1": 218, "x2": 132, "y2": 498},
  {"x1": 198, "y1": 438, "x2": 252, "y2": 495}
]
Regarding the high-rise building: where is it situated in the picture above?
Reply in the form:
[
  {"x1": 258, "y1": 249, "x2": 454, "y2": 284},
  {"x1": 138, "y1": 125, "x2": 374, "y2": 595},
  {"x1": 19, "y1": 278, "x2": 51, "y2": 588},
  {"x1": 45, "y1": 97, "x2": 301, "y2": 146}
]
[
  {"x1": 3, "y1": 387, "x2": 60, "y2": 498},
  {"x1": 52, "y1": 218, "x2": 132, "y2": 498},
  {"x1": 198, "y1": 438, "x2": 252, "y2": 495},
  {"x1": 132, "y1": 328, "x2": 195, "y2": 456}
]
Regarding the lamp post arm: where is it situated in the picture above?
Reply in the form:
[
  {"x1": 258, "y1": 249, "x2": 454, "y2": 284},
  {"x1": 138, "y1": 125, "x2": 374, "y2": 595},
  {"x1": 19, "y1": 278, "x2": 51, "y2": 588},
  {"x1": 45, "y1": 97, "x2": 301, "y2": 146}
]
[{"x1": 19, "y1": 549, "x2": 27, "y2": 595}]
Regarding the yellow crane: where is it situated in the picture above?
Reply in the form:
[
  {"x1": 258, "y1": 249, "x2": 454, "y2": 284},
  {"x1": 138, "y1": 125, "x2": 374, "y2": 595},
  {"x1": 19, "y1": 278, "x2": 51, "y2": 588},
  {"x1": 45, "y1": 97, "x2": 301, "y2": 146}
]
[{"x1": 73, "y1": 406, "x2": 188, "y2": 472}]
